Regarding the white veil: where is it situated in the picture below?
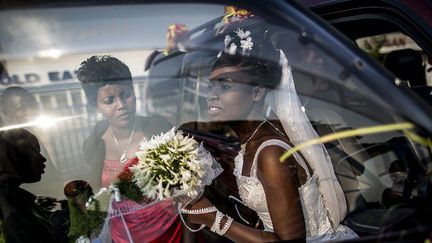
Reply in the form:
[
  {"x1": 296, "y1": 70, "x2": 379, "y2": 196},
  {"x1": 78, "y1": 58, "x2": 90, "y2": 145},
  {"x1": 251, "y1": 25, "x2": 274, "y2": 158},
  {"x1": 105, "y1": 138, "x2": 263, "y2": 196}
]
[{"x1": 266, "y1": 50, "x2": 347, "y2": 228}]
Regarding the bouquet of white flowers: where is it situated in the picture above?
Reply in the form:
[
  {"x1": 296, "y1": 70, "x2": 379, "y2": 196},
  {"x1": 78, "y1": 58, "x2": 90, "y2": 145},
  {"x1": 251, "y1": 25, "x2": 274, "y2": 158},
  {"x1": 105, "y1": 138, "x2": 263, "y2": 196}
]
[
  {"x1": 131, "y1": 127, "x2": 222, "y2": 201},
  {"x1": 85, "y1": 128, "x2": 222, "y2": 242}
]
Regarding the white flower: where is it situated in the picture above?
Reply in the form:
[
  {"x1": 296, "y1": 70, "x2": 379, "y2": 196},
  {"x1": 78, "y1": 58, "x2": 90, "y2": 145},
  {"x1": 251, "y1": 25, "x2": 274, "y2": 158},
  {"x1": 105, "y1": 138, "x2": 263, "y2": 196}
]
[
  {"x1": 76, "y1": 236, "x2": 91, "y2": 243},
  {"x1": 235, "y1": 28, "x2": 251, "y2": 39},
  {"x1": 240, "y1": 37, "x2": 253, "y2": 53},
  {"x1": 224, "y1": 35, "x2": 232, "y2": 47},
  {"x1": 217, "y1": 50, "x2": 223, "y2": 58},
  {"x1": 156, "y1": 180, "x2": 164, "y2": 201},
  {"x1": 160, "y1": 154, "x2": 171, "y2": 163},
  {"x1": 227, "y1": 43, "x2": 237, "y2": 55},
  {"x1": 182, "y1": 171, "x2": 192, "y2": 181}
]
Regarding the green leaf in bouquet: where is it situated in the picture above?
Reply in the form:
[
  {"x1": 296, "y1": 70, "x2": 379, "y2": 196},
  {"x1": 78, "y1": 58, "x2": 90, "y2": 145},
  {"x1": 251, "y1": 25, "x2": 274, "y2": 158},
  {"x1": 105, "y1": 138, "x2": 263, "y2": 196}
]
[
  {"x1": 116, "y1": 180, "x2": 145, "y2": 203},
  {"x1": 67, "y1": 198, "x2": 106, "y2": 242}
]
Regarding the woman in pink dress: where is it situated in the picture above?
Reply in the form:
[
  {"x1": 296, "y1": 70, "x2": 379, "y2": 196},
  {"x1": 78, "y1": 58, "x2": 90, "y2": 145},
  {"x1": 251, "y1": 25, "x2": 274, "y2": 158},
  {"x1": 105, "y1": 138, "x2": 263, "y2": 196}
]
[{"x1": 77, "y1": 55, "x2": 184, "y2": 242}]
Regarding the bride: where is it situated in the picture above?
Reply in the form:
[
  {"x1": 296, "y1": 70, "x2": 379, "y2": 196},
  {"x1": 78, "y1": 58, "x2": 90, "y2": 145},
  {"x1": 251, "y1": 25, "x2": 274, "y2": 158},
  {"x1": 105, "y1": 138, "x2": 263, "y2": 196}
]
[{"x1": 181, "y1": 22, "x2": 358, "y2": 242}]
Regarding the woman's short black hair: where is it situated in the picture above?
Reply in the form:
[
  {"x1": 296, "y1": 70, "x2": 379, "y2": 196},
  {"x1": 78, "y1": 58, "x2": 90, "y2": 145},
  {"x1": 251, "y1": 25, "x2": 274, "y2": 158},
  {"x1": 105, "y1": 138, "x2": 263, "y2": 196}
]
[
  {"x1": 212, "y1": 53, "x2": 281, "y2": 89},
  {"x1": 77, "y1": 55, "x2": 132, "y2": 105}
]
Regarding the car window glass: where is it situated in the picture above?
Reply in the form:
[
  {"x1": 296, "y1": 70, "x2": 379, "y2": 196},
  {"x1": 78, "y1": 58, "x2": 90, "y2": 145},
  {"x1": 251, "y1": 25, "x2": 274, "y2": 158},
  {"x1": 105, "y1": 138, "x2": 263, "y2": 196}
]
[{"x1": 0, "y1": 3, "x2": 430, "y2": 242}]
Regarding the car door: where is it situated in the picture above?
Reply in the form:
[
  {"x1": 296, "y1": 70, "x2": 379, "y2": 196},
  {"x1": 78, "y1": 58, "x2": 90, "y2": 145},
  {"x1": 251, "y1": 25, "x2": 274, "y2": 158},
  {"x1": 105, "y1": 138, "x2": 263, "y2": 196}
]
[{"x1": 0, "y1": 0, "x2": 431, "y2": 242}]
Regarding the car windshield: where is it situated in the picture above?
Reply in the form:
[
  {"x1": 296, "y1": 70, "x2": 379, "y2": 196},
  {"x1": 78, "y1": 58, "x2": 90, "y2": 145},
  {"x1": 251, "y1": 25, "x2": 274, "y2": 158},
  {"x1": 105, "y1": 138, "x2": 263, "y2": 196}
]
[{"x1": 0, "y1": 2, "x2": 431, "y2": 242}]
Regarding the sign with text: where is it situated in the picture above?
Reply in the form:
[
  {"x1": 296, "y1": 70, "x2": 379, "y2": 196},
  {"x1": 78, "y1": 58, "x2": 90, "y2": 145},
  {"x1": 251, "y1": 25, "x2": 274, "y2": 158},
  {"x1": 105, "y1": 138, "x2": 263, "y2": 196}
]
[
  {"x1": 1, "y1": 70, "x2": 78, "y2": 87},
  {"x1": 0, "y1": 50, "x2": 151, "y2": 90}
]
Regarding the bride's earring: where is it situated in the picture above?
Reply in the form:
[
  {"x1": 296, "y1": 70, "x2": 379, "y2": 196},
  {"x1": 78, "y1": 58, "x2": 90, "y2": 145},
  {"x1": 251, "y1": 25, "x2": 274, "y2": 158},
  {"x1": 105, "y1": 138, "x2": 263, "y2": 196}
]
[{"x1": 252, "y1": 86, "x2": 267, "y2": 102}]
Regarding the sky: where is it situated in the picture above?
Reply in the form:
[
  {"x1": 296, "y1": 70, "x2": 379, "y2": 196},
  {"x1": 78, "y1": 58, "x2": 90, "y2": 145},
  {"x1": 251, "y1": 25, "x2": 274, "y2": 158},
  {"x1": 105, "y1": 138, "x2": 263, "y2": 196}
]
[{"x1": 0, "y1": 4, "x2": 223, "y2": 60}]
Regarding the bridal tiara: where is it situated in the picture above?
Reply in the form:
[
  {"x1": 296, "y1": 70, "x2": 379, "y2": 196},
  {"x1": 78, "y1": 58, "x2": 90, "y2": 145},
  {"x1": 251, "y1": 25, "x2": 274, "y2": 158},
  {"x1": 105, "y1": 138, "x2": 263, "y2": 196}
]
[{"x1": 218, "y1": 28, "x2": 254, "y2": 58}]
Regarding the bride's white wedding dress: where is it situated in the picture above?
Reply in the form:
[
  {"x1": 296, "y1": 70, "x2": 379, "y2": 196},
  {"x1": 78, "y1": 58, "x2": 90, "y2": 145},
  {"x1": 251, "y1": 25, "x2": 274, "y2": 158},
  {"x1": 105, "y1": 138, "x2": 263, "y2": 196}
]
[{"x1": 234, "y1": 139, "x2": 358, "y2": 242}]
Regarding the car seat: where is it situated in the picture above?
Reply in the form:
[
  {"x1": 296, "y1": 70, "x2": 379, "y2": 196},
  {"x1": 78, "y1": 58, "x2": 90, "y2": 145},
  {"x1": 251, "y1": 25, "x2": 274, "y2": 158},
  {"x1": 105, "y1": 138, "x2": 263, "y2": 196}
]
[
  {"x1": 308, "y1": 108, "x2": 418, "y2": 236},
  {"x1": 384, "y1": 49, "x2": 432, "y2": 105},
  {"x1": 308, "y1": 108, "x2": 368, "y2": 214},
  {"x1": 384, "y1": 49, "x2": 426, "y2": 87}
]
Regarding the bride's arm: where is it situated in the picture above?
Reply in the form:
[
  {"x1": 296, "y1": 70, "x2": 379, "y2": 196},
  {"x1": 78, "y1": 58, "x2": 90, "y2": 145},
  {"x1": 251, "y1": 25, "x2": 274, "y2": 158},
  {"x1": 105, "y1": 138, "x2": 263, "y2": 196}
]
[
  {"x1": 257, "y1": 145, "x2": 306, "y2": 239},
  {"x1": 185, "y1": 197, "x2": 280, "y2": 242},
  {"x1": 186, "y1": 146, "x2": 305, "y2": 242}
]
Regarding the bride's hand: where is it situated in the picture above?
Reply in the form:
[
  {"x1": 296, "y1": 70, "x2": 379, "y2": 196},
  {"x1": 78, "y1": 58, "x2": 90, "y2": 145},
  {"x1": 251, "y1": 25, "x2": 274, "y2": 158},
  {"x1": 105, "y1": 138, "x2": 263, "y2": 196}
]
[
  {"x1": 182, "y1": 196, "x2": 216, "y2": 226},
  {"x1": 175, "y1": 190, "x2": 204, "y2": 207}
]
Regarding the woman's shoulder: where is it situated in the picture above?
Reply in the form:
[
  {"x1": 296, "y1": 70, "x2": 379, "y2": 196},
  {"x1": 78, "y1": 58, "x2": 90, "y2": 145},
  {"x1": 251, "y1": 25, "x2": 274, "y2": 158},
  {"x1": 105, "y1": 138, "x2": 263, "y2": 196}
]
[
  {"x1": 253, "y1": 128, "x2": 293, "y2": 150},
  {"x1": 87, "y1": 120, "x2": 109, "y2": 138},
  {"x1": 250, "y1": 135, "x2": 296, "y2": 165},
  {"x1": 82, "y1": 120, "x2": 107, "y2": 167},
  {"x1": 253, "y1": 134, "x2": 311, "y2": 177},
  {"x1": 83, "y1": 120, "x2": 108, "y2": 146}
]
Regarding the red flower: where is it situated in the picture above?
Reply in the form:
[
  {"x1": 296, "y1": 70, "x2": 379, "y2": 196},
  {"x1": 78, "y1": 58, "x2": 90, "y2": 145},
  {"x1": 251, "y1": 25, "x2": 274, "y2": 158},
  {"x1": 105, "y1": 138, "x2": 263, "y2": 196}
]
[{"x1": 117, "y1": 157, "x2": 139, "y2": 182}]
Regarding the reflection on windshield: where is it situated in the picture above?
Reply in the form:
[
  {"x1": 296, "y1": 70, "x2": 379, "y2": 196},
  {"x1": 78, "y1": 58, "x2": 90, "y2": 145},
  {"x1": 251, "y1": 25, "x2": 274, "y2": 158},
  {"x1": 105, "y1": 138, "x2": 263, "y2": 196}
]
[{"x1": 0, "y1": 3, "x2": 431, "y2": 243}]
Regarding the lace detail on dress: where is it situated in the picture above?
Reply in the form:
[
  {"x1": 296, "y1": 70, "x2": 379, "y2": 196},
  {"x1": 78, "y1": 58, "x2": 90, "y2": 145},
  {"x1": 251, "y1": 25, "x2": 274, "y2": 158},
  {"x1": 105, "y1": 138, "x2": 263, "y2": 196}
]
[
  {"x1": 233, "y1": 144, "x2": 245, "y2": 177},
  {"x1": 234, "y1": 145, "x2": 267, "y2": 210}
]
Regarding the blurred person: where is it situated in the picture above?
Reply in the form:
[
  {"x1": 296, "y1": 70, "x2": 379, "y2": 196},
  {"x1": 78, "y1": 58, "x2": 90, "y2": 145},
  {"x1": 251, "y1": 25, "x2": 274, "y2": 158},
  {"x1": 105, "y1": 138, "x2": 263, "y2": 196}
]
[
  {"x1": 143, "y1": 23, "x2": 192, "y2": 125},
  {"x1": 0, "y1": 86, "x2": 64, "y2": 199},
  {"x1": 77, "y1": 55, "x2": 188, "y2": 243},
  {"x1": 1, "y1": 86, "x2": 39, "y2": 125},
  {"x1": 164, "y1": 23, "x2": 190, "y2": 56},
  {"x1": 77, "y1": 55, "x2": 172, "y2": 190},
  {"x1": 145, "y1": 23, "x2": 190, "y2": 72},
  {"x1": 0, "y1": 128, "x2": 56, "y2": 242},
  {"x1": 216, "y1": 6, "x2": 254, "y2": 35}
]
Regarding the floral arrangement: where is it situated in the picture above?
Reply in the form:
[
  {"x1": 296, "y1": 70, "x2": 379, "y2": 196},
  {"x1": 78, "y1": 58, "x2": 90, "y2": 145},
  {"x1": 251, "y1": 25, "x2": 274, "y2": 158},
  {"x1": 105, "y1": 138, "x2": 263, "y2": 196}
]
[
  {"x1": 84, "y1": 128, "x2": 219, "y2": 206},
  {"x1": 78, "y1": 128, "x2": 222, "y2": 241},
  {"x1": 218, "y1": 27, "x2": 254, "y2": 59},
  {"x1": 131, "y1": 128, "x2": 218, "y2": 201}
]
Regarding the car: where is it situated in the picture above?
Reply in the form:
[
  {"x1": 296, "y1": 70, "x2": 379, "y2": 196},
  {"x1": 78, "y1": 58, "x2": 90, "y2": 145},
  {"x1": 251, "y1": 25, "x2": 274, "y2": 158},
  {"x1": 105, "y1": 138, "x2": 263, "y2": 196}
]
[{"x1": 0, "y1": 0, "x2": 431, "y2": 242}]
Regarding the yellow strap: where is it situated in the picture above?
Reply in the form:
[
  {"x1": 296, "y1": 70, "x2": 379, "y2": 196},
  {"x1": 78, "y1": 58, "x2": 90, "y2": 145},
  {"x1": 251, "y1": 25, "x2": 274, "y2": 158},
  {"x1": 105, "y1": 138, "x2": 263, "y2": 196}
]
[
  {"x1": 279, "y1": 122, "x2": 415, "y2": 162},
  {"x1": 404, "y1": 130, "x2": 432, "y2": 148}
]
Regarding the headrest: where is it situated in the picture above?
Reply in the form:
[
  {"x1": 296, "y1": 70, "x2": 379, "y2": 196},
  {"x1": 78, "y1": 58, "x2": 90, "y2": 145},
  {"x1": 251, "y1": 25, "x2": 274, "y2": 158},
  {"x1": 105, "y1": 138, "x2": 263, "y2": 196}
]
[{"x1": 384, "y1": 49, "x2": 426, "y2": 86}]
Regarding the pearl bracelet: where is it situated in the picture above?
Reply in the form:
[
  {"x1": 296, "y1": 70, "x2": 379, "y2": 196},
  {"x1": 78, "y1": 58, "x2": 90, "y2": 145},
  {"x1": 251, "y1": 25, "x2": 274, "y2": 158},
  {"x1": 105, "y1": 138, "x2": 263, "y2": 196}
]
[
  {"x1": 210, "y1": 211, "x2": 224, "y2": 233},
  {"x1": 218, "y1": 215, "x2": 233, "y2": 236},
  {"x1": 180, "y1": 206, "x2": 218, "y2": 215},
  {"x1": 177, "y1": 204, "x2": 205, "y2": 232},
  {"x1": 177, "y1": 204, "x2": 233, "y2": 235}
]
